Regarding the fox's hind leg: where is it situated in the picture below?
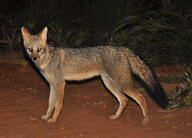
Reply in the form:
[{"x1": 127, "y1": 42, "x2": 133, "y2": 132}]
[
  {"x1": 112, "y1": 73, "x2": 149, "y2": 124},
  {"x1": 101, "y1": 76, "x2": 128, "y2": 120},
  {"x1": 103, "y1": 62, "x2": 149, "y2": 124},
  {"x1": 123, "y1": 88, "x2": 149, "y2": 124}
]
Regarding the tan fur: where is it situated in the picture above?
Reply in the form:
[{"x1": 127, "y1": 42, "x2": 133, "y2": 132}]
[{"x1": 21, "y1": 26, "x2": 167, "y2": 124}]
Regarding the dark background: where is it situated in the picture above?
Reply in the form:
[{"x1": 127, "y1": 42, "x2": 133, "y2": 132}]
[{"x1": 0, "y1": 0, "x2": 192, "y2": 65}]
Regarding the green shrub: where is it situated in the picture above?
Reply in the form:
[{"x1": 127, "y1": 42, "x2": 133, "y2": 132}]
[
  {"x1": 168, "y1": 68, "x2": 192, "y2": 110},
  {"x1": 111, "y1": 10, "x2": 192, "y2": 65},
  {"x1": 0, "y1": 16, "x2": 21, "y2": 51}
]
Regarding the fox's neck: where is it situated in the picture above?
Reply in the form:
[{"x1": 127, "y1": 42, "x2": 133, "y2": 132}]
[{"x1": 36, "y1": 44, "x2": 53, "y2": 70}]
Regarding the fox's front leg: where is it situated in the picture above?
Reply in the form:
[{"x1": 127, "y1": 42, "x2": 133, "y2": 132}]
[
  {"x1": 41, "y1": 84, "x2": 57, "y2": 121},
  {"x1": 47, "y1": 81, "x2": 66, "y2": 123}
]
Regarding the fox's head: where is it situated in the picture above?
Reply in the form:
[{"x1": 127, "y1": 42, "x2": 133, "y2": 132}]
[{"x1": 21, "y1": 27, "x2": 48, "y2": 62}]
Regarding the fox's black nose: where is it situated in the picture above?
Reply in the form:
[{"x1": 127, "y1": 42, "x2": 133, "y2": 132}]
[{"x1": 32, "y1": 57, "x2": 37, "y2": 61}]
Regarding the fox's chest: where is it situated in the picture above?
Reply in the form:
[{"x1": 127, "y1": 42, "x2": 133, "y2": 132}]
[{"x1": 40, "y1": 70, "x2": 53, "y2": 84}]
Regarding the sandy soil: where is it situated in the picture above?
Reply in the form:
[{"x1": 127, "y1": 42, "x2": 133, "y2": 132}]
[{"x1": 0, "y1": 52, "x2": 191, "y2": 138}]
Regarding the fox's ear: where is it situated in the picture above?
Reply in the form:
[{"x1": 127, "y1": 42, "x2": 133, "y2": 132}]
[
  {"x1": 21, "y1": 26, "x2": 31, "y2": 45},
  {"x1": 38, "y1": 26, "x2": 48, "y2": 43}
]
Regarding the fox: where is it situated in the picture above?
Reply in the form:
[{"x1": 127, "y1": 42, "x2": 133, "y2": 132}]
[{"x1": 21, "y1": 26, "x2": 168, "y2": 124}]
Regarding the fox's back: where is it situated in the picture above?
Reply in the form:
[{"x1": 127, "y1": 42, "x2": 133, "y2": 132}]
[
  {"x1": 63, "y1": 46, "x2": 129, "y2": 67},
  {"x1": 51, "y1": 46, "x2": 129, "y2": 80}
]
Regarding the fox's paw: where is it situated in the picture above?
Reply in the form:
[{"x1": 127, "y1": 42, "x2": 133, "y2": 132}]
[
  {"x1": 142, "y1": 117, "x2": 149, "y2": 125},
  {"x1": 41, "y1": 115, "x2": 49, "y2": 120},
  {"x1": 47, "y1": 118, "x2": 57, "y2": 123},
  {"x1": 109, "y1": 114, "x2": 120, "y2": 120}
]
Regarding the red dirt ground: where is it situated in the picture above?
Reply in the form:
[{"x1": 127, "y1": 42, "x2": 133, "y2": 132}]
[{"x1": 0, "y1": 52, "x2": 192, "y2": 138}]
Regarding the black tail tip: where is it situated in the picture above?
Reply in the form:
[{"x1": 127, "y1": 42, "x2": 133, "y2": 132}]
[
  {"x1": 157, "y1": 93, "x2": 168, "y2": 109},
  {"x1": 148, "y1": 84, "x2": 168, "y2": 109}
]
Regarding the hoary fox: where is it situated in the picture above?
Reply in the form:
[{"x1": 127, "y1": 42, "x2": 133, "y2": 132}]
[{"x1": 21, "y1": 26, "x2": 168, "y2": 124}]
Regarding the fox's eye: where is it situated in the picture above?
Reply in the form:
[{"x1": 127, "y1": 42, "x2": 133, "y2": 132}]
[
  {"x1": 28, "y1": 48, "x2": 33, "y2": 52},
  {"x1": 37, "y1": 48, "x2": 41, "y2": 52}
]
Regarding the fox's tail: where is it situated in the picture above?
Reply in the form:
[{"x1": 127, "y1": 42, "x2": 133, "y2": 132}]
[{"x1": 124, "y1": 48, "x2": 168, "y2": 109}]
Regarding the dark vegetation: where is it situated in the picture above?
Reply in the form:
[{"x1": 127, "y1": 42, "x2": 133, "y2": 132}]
[
  {"x1": 0, "y1": 0, "x2": 192, "y2": 108},
  {"x1": 168, "y1": 69, "x2": 192, "y2": 109}
]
